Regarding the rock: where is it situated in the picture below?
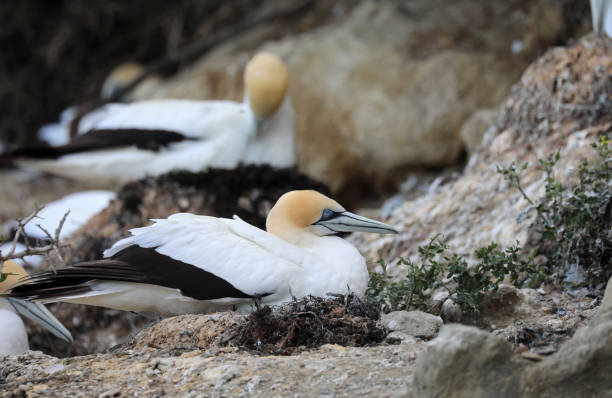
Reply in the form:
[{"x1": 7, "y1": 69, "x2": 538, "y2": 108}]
[
  {"x1": 385, "y1": 331, "x2": 418, "y2": 345},
  {"x1": 591, "y1": 274, "x2": 612, "y2": 326},
  {"x1": 413, "y1": 324, "x2": 523, "y2": 398},
  {"x1": 350, "y1": 36, "x2": 612, "y2": 273},
  {"x1": 603, "y1": 275, "x2": 612, "y2": 310},
  {"x1": 441, "y1": 299, "x2": 463, "y2": 323},
  {"x1": 521, "y1": 306, "x2": 612, "y2": 397},
  {"x1": 0, "y1": 343, "x2": 425, "y2": 397},
  {"x1": 135, "y1": 0, "x2": 572, "y2": 194},
  {"x1": 130, "y1": 313, "x2": 244, "y2": 351},
  {"x1": 476, "y1": 285, "x2": 540, "y2": 327},
  {"x1": 381, "y1": 311, "x2": 443, "y2": 340},
  {"x1": 459, "y1": 108, "x2": 498, "y2": 155},
  {"x1": 413, "y1": 295, "x2": 612, "y2": 398}
]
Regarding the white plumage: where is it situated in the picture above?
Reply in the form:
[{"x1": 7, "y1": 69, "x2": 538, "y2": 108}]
[
  {"x1": 38, "y1": 62, "x2": 161, "y2": 147},
  {"x1": 102, "y1": 213, "x2": 368, "y2": 313},
  {"x1": 0, "y1": 303, "x2": 29, "y2": 355},
  {"x1": 6, "y1": 191, "x2": 397, "y2": 316},
  {"x1": 24, "y1": 100, "x2": 257, "y2": 182},
  {"x1": 20, "y1": 52, "x2": 293, "y2": 183},
  {"x1": 24, "y1": 190, "x2": 116, "y2": 240},
  {"x1": 1, "y1": 190, "x2": 115, "y2": 268}
]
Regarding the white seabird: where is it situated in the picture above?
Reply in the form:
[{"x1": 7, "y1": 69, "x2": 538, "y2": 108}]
[
  {"x1": 0, "y1": 260, "x2": 73, "y2": 356},
  {"x1": 5, "y1": 190, "x2": 397, "y2": 316},
  {"x1": 38, "y1": 62, "x2": 162, "y2": 147},
  {"x1": 15, "y1": 52, "x2": 293, "y2": 183}
]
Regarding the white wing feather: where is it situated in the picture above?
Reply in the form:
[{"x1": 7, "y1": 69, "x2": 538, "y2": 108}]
[
  {"x1": 104, "y1": 214, "x2": 310, "y2": 296},
  {"x1": 82, "y1": 99, "x2": 254, "y2": 139}
]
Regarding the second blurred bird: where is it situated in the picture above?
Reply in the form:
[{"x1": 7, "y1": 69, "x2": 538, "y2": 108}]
[{"x1": 9, "y1": 52, "x2": 294, "y2": 183}]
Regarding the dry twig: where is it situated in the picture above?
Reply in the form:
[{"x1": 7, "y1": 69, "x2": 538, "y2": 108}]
[{"x1": 0, "y1": 206, "x2": 70, "y2": 272}]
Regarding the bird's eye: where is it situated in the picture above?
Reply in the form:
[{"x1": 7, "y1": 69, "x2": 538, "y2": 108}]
[{"x1": 320, "y1": 209, "x2": 335, "y2": 221}]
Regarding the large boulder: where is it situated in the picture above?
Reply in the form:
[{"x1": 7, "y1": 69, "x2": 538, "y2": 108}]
[
  {"x1": 413, "y1": 275, "x2": 612, "y2": 398},
  {"x1": 133, "y1": 0, "x2": 572, "y2": 194},
  {"x1": 413, "y1": 324, "x2": 523, "y2": 398}
]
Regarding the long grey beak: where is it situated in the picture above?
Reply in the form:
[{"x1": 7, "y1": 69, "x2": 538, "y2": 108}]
[
  {"x1": 315, "y1": 211, "x2": 398, "y2": 234},
  {"x1": 7, "y1": 298, "x2": 73, "y2": 344}
]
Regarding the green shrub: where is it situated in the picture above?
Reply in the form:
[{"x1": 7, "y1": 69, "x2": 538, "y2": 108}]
[
  {"x1": 367, "y1": 136, "x2": 610, "y2": 315},
  {"x1": 499, "y1": 135, "x2": 611, "y2": 287},
  {"x1": 366, "y1": 237, "x2": 540, "y2": 315}
]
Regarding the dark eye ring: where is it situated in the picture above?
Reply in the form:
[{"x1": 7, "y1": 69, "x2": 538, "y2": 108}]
[{"x1": 320, "y1": 209, "x2": 335, "y2": 221}]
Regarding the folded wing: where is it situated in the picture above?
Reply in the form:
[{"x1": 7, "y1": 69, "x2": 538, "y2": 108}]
[{"x1": 9, "y1": 214, "x2": 305, "y2": 303}]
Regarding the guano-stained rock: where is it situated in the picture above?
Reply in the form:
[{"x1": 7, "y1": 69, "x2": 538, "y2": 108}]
[{"x1": 381, "y1": 311, "x2": 443, "y2": 340}]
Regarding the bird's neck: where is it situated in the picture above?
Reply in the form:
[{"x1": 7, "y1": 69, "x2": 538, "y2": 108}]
[{"x1": 268, "y1": 223, "x2": 321, "y2": 247}]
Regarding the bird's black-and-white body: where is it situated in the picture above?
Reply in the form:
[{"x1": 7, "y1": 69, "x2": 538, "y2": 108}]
[
  {"x1": 38, "y1": 62, "x2": 163, "y2": 147},
  {"x1": 22, "y1": 100, "x2": 257, "y2": 182},
  {"x1": 6, "y1": 191, "x2": 397, "y2": 316},
  {"x1": 0, "y1": 261, "x2": 72, "y2": 356},
  {"x1": 15, "y1": 53, "x2": 293, "y2": 183}
]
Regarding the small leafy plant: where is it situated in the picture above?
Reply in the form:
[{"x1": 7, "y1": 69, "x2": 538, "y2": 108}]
[
  {"x1": 498, "y1": 135, "x2": 611, "y2": 287},
  {"x1": 366, "y1": 237, "x2": 540, "y2": 315}
]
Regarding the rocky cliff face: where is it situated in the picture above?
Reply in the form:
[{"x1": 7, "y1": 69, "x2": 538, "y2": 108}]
[
  {"x1": 2, "y1": 36, "x2": 610, "y2": 398},
  {"x1": 350, "y1": 35, "x2": 612, "y2": 272}
]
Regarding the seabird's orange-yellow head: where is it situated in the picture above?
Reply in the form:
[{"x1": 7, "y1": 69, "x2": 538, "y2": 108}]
[
  {"x1": 0, "y1": 260, "x2": 73, "y2": 344},
  {"x1": 0, "y1": 260, "x2": 28, "y2": 294},
  {"x1": 244, "y1": 52, "x2": 289, "y2": 120},
  {"x1": 266, "y1": 190, "x2": 397, "y2": 242}
]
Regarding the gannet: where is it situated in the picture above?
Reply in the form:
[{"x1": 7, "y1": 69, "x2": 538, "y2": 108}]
[
  {"x1": 4, "y1": 190, "x2": 397, "y2": 316},
  {"x1": 0, "y1": 260, "x2": 72, "y2": 356},
  {"x1": 13, "y1": 52, "x2": 293, "y2": 183},
  {"x1": 38, "y1": 62, "x2": 161, "y2": 147}
]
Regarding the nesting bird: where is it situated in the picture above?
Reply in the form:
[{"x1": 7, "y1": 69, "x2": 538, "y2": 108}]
[
  {"x1": 38, "y1": 62, "x2": 160, "y2": 147},
  {"x1": 0, "y1": 261, "x2": 72, "y2": 356},
  {"x1": 4, "y1": 190, "x2": 397, "y2": 316},
  {"x1": 12, "y1": 52, "x2": 293, "y2": 183}
]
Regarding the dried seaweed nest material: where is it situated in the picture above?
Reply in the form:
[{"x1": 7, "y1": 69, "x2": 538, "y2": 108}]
[
  {"x1": 128, "y1": 295, "x2": 387, "y2": 356},
  {"x1": 235, "y1": 295, "x2": 385, "y2": 355}
]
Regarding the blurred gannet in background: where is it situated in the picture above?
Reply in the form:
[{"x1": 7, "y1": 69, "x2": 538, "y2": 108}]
[
  {"x1": 21, "y1": 190, "x2": 116, "y2": 240},
  {"x1": 4, "y1": 190, "x2": 397, "y2": 316},
  {"x1": 0, "y1": 260, "x2": 72, "y2": 356},
  {"x1": 14, "y1": 52, "x2": 293, "y2": 183},
  {"x1": 38, "y1": 62, "x2": 160, "y2": 147},
  {"x1": 591, "y1": 0, "x2": 612, "y2": 37},
  {"x1": 1, "y1": 190, "x2": 116, "y2": 267}
]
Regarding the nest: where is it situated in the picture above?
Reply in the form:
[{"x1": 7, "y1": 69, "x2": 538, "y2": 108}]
[{"x1": 231, "y1": 294, "x2": 386, "y2": 355}]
